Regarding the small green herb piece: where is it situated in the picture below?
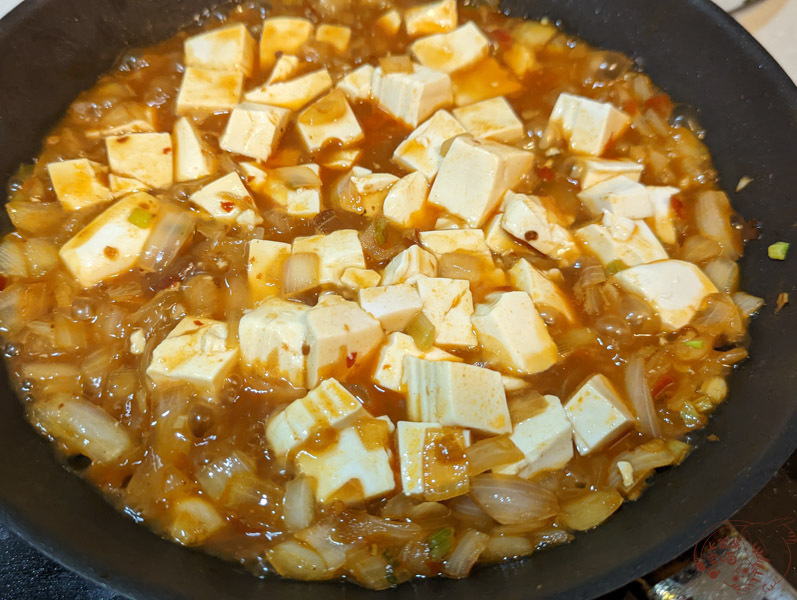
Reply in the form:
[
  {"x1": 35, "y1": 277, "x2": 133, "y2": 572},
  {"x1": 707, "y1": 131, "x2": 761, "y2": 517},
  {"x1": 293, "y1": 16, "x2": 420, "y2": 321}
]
[
  {"x1": 426, "y1": 527, "x2": 454, "y2": 561},
  {"x1": 405, "y1": 312, "x2": 436, "y2": 351},
  {"x1": 605, "y1": 259, "x2": 628, "y2": 275},
  {"x1": 683, "y1": 340, "x2": 704, "y2": 349},
  {"x1": 128, "y1": 207, "x2": 154, "y2": 229},
  {"x1": 768, "y1": 241, "x2": 790, "y2": 261},
  {"x1": 385, "y1": 569, "x2": 398, "y2": 586},
  {"x1": 375, "y1": 217, "x2": 389, "y2": 246}
]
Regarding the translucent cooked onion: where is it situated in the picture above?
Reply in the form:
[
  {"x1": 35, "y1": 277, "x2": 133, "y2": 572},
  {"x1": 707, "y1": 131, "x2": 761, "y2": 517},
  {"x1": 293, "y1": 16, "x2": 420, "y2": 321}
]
[
  {"x1": 449, "y1": 494, "x2": 495, "y2": 530},
  {"x1": 347, "y1": 546, "x2": 393, "y2": 590},
  {"x1": 137, "y1": 204, "x2": 196, "y2": 272},
  {"x1": 469, "y1": 473, "x2": 558, "y2": 525},
  {"x1": 679, "y1": 235, "x2": 722, "y2": 264},
  {"x1": 0, "y1": 237, "x2": 29, "y2": 277},
  {"x1": 466, "y1": 435, "x2": 525, "y2": 475},
  {"x1": 6, "y1": 199, "x2": 63, "y2": 235},
  {"x1": 443, "y1": 529, "x2": 489, "y2": 578},
  {"x1": 267, "y1": 540, "x2": 332, "y2": 581},
  {"x1": 703, "y1": 257, "x2": 739, "y2": 293},
  {"x1": 559, "y1": 490, "x2": 623, "y2": 531},
  {"x1": 346, "y1": 513, "x2": 423, "y2": 544},
  {"x1": 168, "y1": 497, "x2": 225, "y2": 546},
  {"x1": 281, "y1": 252, "x2": 320, "y2": 296},
  {"x1": 23, "y1": 238, "x2": 60, "y2": 278},
  {"x1": 283, "y1": 475, "x2": 315, "y2": 532},
  {"x1": 732, "y1": 291, "x2": 765, "y2": 318},
  {"x1": 607, "y1": 440, "x2": 677, "y2": 489},
  {"x1": 692, "y1": 294, "x2": 744, "y2": 341},
  {"x1": 196, "y1": 452, "x2": 251, "y2": 501},
  {"x1": 480, "y1": 535, "x2": 534, "y2": 563},
  {"x1": 625, "y1": 356, "x2": 662, "y2": 438},
  {"x1": 438, "y1": 253, "x2": 484, "y2": 284},
  {"x1": 379, "y1": 55, "x2": 413, "y2": 74},
  {"x1": 295, "y1": 521, "x2": 349, "y2": 571},
  {"x1": 694, "y1": 191, "x2": 742, "y2": 260},
  {"x1": 272, "y1": 165, "x2": 322, "y2": 190}
]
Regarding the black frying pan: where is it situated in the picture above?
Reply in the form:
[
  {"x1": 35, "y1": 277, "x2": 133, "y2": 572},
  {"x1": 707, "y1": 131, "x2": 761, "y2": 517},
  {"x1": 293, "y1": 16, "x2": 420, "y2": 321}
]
[{"x1": 0, "y1": 0, "x2": 795, "y2": 598}]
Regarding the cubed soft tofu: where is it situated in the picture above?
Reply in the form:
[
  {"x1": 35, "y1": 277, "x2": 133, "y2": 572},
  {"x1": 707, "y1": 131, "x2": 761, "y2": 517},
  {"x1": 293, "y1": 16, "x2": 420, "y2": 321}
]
[
  {"x1": 296, "y1": 90, "x2": 364, "y2": 153},
  {"x1": 472, "y1": 291, "x2": 557, "y2": 375},
  {"x1": 372, "y1": 332, "x2": 457, "y2": 392},
  {"x1": 173, "y1": 117, "x2": 216, "y2": 182},
  {"x1": 184, "y1": 23, "x2": 256, "y2": 76},
  {"x1": 410, "y1": 22, "x2": 489, "y2": 74},
  {"x1": 106, "y1": 133, "x2": 173, "y2": 190},
  {"x1": 545, "y1": 92, "x2": 630, "y2": 156},
  {"x1": 337, "y1": 65, "x2": 375, "y2": 102},
  {"x1": 267, "y1": 54, "x2": 301, "y2": 84},
  {"x1": 371, "y1": 64, "x2": 453, "y2": 128},
  {"x1": 577, "y1": 158, "x2": 644, "y2": 189},
  {"x1": 647, "y1": 186, "x2": 680, "y2": 245},
  {"x1": 450, "y1": 57, "x2": 520, "y2": 106},
  {"x1": 392, "y1": 109, "x2": 466, "y2": 179},
  {"x1": 245, "y1": 69, "x2": 333, "y2": 111},
  {"x1": 452, "y1": 96, "x2": 524, "y2": 144},
  {"x1": 295, "y1": 417, "x2": 395, "y2": 503},
  {"x1": 429, "y1": 136, "x2": 533, "y2": 227},
  {"x1": 612, "y1": 259, "x2": 718, "y2": 331},
  {"x1": 48, "y1": 158, "x2": 112, "y2": 211},
  {"x1": 344, "y1": 171, "x2": 399, "y2": 217},
  {"x1": 494, "y1": 394, "x2": 573, "y2": 478},
  {"x1": 383, "y1": 172, "x2": 429, "y2": 228},
  {"x1": 403, "y1": 357, "x2": 510, "y2": 433},
  {"x1": 397, "y1": 421, "x2": 470, "y2": 496},
  {"x1": 575, "y1": 219, "x2": 668, "y2": 268},
  {"x1": 358, "y1": 284, "x2": 423, "y2": 332},
  {"x1": 509, "y1": 258, "x2": 577, "y2": 323},
  {"x1": 247, "y1": 240, "x2": 291, "y2": 303},
  {"x1": 59, "y1": 192, "x2": 160, "y2": 287},
  {"x1": 292, "y1": 229, "x2": 366, "y2": 285},
  {"x1": 381, "y1": 245, "x2": 438, "y2": 285},
  {"x1": 483, "y1": 213, "x2": 525, "y2": 255},
  {"x1": 415, "y1": 276, "x2": 477, "y2": 349},
  {"x1": 305, "y1": 297, "x2": 385, "y2": 387},
  {"x1": 176, "y1": 67, "x2": 244, "y2": 114},
  {"x1": 260, "y1": 164, "x2": 322, "y2": 218},
  {"x1": 265, "y1": 378, "x2": 366, "y2": 456},
  {"x1": 376, "y1": 9, "x2": 402, "y2": 36},
  {"x1": 219, "y1": 102, "x2": 291, "y2": 162},
  {"x1": 315, "y1": 24, "x2": 351, "y2": 53},
  {"x1": 146, "y1": 317, "x2": 238, "y2": 396},
  {"x1": 404, "y1": 0, "x2": 457, "y2": 37},
  {"x1": 418, "y1": 228, "x2": 492, "y2": 263},
  {"x1": 238, "y1": 298, "x2": 309, "y2": 387},
  {"x1": 564, "y1": 374, "x2": 633, "y2": 455},
  {"x1": 577, "y1": 175, "x2": 653, "y2": 219},
  {"x1": 189, "y1": 172, "x2": 262, "y2": 226},
  {"x1": 109, "y1": 175, "x2": 147, "y2": 199},
  {"x1": 259, "y1": 17, "x2": 314, "y2": 69},
  {"x1": 319, "y1": 147, "x2": 362, "y2": 170},
  {"x1": 340, "y1": 267, "x2": 381, "y2": 290},
  {"x1": 501, "y1": 192, "x2": 579, "y2": 263}
]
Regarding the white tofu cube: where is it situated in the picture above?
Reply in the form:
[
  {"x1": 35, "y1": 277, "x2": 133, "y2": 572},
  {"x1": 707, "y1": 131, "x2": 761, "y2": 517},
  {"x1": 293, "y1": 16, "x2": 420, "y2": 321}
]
[
  {"x1": 176, "y1": 67, "x2": 244, "y2": 114},
  {"x1": 345, "y1": 171, "x2": 399, "y2": 217},
  {"x1": 647, "y1": 186, "x2": 680, "y2": 245},
  {"x1": 48, "y1": 159, "x2": 112, "y2": 211},
  {"x1": 612, "y1": 259, "x2": 718, "y2": 331},
  {"x1": 305, "y1": 297, "x2": 385, "y2": 387},
  {"x1": 410, "y1": 22, "x2": 489, "y2": 74},
  {"x1": 260, "y1": 164, "x2": 322, "y2": 219},
  {"x1": 371, "y1": 64, "x2": 453, "y2": 128},
  {"x1": 381, "y1": 245, "x2": 438, "y2": 285},
  {"x1": 267, "y1": 54, "x2": 301, "y2": 84},
  {"x1": 405, "y1": 0, "x2": 457, "y2": 37},
  {"x1": 315, "y1": 24, "x2": 351, "y2": 53},
  {"x1": 245, "y1": 69, "x2": 333, "y2": 111},
  {"x1": 340, "y1": 267, "x2": 381, "y2": 290},
  {"x1": 472, "y1": 291, "x2": 558, "y2": 375},
  {"x1": 501, "y1": 192, "x2": 579, "y2": 263},
  {"x1": 105, "y1": 133, "x2": 173, "y2": 190},
  {"x1": 578, "y1": 175, "x2": 653, "y2": 219},
  {"x1": 376, "y1": 10, "x2": 402, "y2": 36},
  {"x1": 173, "y1": 117, "x2": 216, "y2": 182},
  {"x1": 109, "y1": 175, "x2": 147, "y2": 199},
  {"x1": 450, "y1": 57, "x2": 522, "y2": 107},
  {"x1": 259, "y1": 17, "x2": 314, "y2": 69},
  {"x1": 358, "y1": 284, "x2": 423, "y2": 332},
  {"x1": 403, "y1": 357, "x2": 510, "y2": 434},
  {"x1": 483, "y1": 213, "x2": 525, "y2": 255},
  {"x1": 383, "y1": 172, "x2": 429, "y2": 229},
  {"x1": 575, "y1": 219, "x2": 668, "y2": 268},
  {"x1": 372, "y1": 332, "x2": 458, "y2": 392},
  {"x1": 337, "y1": 65, "x2": 375, "y2": 102},
  {"x1": 247, "y1": 239, "x2": 291, "y2": 303},
  {"x1": 59, "y1": 192, "x2": 160, "y2": 287},
  {"x1": 219, "y1": 102, "x2": 291, "y2": 162},
  {"x1": 509, "y1": 258, "x2": 577, "y2": 323},
  {"x1": 502, "y1": 375, "x2": 532, "y2": 392},
  {"x1": 415, "y1": 276, "x2": 477, "y2": 349},
  {"x1": 392, "y1": 109, "x2": 466, "y2": 180},
  {"x1": 418, "y1": 228, "x2": 492, "y2": 263},
  {"x1": 577, "y1": 158, "x2": 644, "y2": 189},
  {"x1": 397, "y1": 421, "x2": 470, "y2": 496},
  {"x1": 564, "y1": 374, "x2": 633, "y2": 455},
  {"x1": 146, "y1": 317, "x2": 238, "y2": 396},
  {"x1": 453, "y1": 96, "x2": 524, "y2": 144},
  {"x1": 545, "y1": 92, "x2": 630, "y2": 156},
  {"x1": 296, "y1": 90, "x2": 364, "y2": 153},
  {"x1": 494, "y1": 394, "x2": 573, "y2": 478},
  {"x1": 292, "y1": 229, "x2": 366, "y2": 285},
  {"x1": 429, "y1": 136, "x2": 533, "y2": 227},
  {"x1": 184, "y1": 23, "x2": 256, "y2": 76},
  {"x1": 189, "y1": 172, "x2": 262, "y2": 226}
]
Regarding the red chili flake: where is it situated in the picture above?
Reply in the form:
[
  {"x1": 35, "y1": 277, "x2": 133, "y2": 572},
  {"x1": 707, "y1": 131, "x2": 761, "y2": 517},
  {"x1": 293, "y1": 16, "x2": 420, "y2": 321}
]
[
  {"x1": 162, "y1": 147, "x2": 172, "y2": 155},
  {"x1": 652, "y1": 373, "x2": 676, "y2": 400},
  {"x1": 536, "y1": 165, "x2": 555, "y2": 181},
  {"x1": 116, "y1": 135, "x2": 130, "y2": 144},
  {"x1": 0, "y1": 274, "x2": 6, "y2": 291},
  {"x1": 671, "y1": 196, "x2": 685, "y2": 220},
  {"x1": 643, "y1": 94, "x2": 673, "y2": 118},
  {"x1": 492, "y1": 28, "x2": 513, "y2": 49},
  {"x1": 346, "y1": 352, "x2": 358, "y2": 368},
  {"x1": 194, "y1": 320, "x2": 204, "y2": 326},
  {"x1": 622, "y1": 99, "x2": 639, "y2": 116},
  {"x1": 220, "y1": 201, "x2": 235, "y2": 213}
]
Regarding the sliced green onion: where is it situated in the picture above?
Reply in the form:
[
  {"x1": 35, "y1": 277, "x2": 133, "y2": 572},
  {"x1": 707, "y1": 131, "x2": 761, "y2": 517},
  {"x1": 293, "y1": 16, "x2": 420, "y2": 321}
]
[
  {"x1": 768, "y1": 241, "x2": 790, "y2": 261},
  {"x1": 605, "y1": 259, "x2": 628, "y2": 275},
  {"x1": 405, "y1": 312, "x2": 436, "y2": 351},
  {"x1": 426, "y1": 526, "x2": 454, "y2": 561},
  {"x1": 128, "y1": 207, "x2": 154, "y2": 228},
  {"x1": 683, "y1": 340, "x2": 704, "y2": 349},
  {"x1": 375, "y1": 217, "x2": 389, "y2": 246}
]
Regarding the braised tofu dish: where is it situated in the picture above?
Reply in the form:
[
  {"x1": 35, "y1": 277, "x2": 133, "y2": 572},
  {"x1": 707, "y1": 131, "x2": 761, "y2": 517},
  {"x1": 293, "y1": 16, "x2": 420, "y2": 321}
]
[{"x1": 0, "y1": 0, "x2": 760, "y2": 588}]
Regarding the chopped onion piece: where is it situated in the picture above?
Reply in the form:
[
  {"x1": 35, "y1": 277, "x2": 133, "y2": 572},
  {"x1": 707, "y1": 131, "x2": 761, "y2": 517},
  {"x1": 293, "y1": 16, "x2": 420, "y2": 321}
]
[
  {"x1": 379, "y1": 55, "x2": 413, "y2": 74},
  {"x1": 694, "y1": 191, "x2": 741, "y2": 260},
  {"x1": 732, "y1": 291, "x2": 765, "y2": 317},
  {"x1": 267, "y1": 540, "x2": 332, "y2": 580},
  {"x1": 480, "y1": 535, "x2": 534, "y2": 563},
  {"x1": 281, "y1": 252, "x2": 319, "y2": 296},
  {"x1": 137, "y1": 204, "x2": 196, "y2": 272},
  {"x1": 559, "y1": 490, "x2": 623, "y2": 531},
  {"x1": 469, "y1": 473, "x2": 558, "y2": 525},
  {"x1": 347, "y1": 546, "x2": 393, "y2": 590},
  {"x1": 625, "y1": 356, "x2": 662, "y2": 438},
  {"x1": 168, "y1": 497, "x2": 225, "y2": 546},
  {"x1": 443, "y1": 529, "x2": 489, "y2": 578},
  {"x1": 283, "y1": 475, "x2": 315, "y2": 531},
  {"x1": 465, "y1": 435, "x2": 524, "y2": 475},
  {"x1": 703, "y1": 258, "x2": 739, "y2": 293},
  {"x1": 196, "y1": 452, "x2": 251, "y2": 501}
]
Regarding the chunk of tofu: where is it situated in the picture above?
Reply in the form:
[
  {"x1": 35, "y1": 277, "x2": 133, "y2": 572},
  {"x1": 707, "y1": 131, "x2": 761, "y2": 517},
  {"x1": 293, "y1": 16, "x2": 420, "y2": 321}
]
[
  {"x1": 397, "y1": 421, "x2": 470, "y2": 496},
  {"x1": 647, "y1": 186, "x2": 680, "y2": 245},
  {"x1": 344, "y1": 171, "x2": 399, "y2": 217},
  {"x1": 371, "y1": 64, "x2": 453, "y2": 128},
  {"x1": 577, "y1": 175, "x2": 653, "y2": 219},
  {"x1": 292, "y1": 229, "x2": 366, "y2": 285},
  {"x1": 59, "y1": 192, "x2": 160, "y2": 287},
  {"x1": 472, "y1": 291, "x2": 557, "y2": 375},
  {"x1": 372, "y1": 332, "x2": 458, "y2": 392},
  {"x1": 315, "y1": 24, "x2": 351, "y2": 53},
  {"x1": 383, "y1": 172, "x2": 430, "y2": 229},
  {"x1": 612, "y1": 259, "x2": 718, "y2": 331},
  {"x1": 381, "y1": 245, "x2": 438, "y2": 285},
  {"x1": 564, "y1": 374, "x2": 633, "y2": 455},
  {"x1": 189, "y1": 172, "x2": 262, "y2": 226},
  {"x1": 376, "y1": 10, "x2": 402, "y2": 36},
  {"x1": 418, "y1": 228, "x2": 492, "y2": 263},
  {"x1": 265, "y1": 378, "x2": 366, "y2": 456},
  {"x1": 393, "y1": 110, "x2": 466, "y2": 180},
  {"x1": 296, "y1": 90, "x2": 364, "y2": 153},
  {"x1": 501, "y1": 192, "x2": 579, "y2": 263},
  {"x1": 359, "y1": 284, "x2": 423, "y2": 332},
  {"x1": 184, "y1": 23, "x2": 256, "y2": 76},
  {"x1": 267, "y1": 54, "x2": 301, "y2": 84},
  {"x1": 494, "y1": 394, "x2": 573, "y2": 478},
  {"x1": 450, "y1": 57, "x2": 520, "y2": 106},
  {"x1": 48, "y1": 158, "x2": 112, "y2": 211},
  {"x1": 453, "y1": 96, "x2": 524, "y2": 144},
  {"x1": 340, "y1": 267, "x2": 381, "y2": 290},
  {"x1": 106, "y1": 133, "x2": 173, "y2": 190},
  {"x1": 219, "y1": 102, "x2": 291, "y2": 162},
  {"x1": 337, "y1": 65, "x2": 375, "y2": 102},
  {"x1": 247, "y1": 240, "x2": 291, "y2": 303},
  {"x1": 415, "y1": 276, "x2": 477, "y2": 349},
  {"x1": 146, "y1": 317, "x2": 238, "y2": 396},
  {"x1": 305, "y1": 297, "x2": 385, "y2": 387},
  {"x1": 260, "y1": 164, "x2": 322, "y2": 218},
  {"x1": 245, "y1": 69, "x2": 333, "y2": 111},
  {"x1": 176, "y1": 67, "x2": 244, "y2": 114},
  {"x1": 403, "y1": 357, "x2": 510, "y2": 433},
  {"x1": 575, "y1": 219, "x2": 668, "y2": 268},
  {"x1": 405, "y1": 0, "x2": 457, "y2": 37},
  {"x1": 259, "y1": 17, "x2": 314, "y2": 69},
  {"x1": 483, "y1": 213, "x2": 525, "y2": 256},
  {"x1": 545, "y1": 92, "x2": 630, "y2": 156},
  {"x1": 410, "y1": 22, "x2": 489, "y2": 74},
  {"x1": 509, "y1": 258, "x2": 577, "y2": 323},
  {"x1": 173, "y1": 117, "x2": 216, "y2": 182},
  {"x1": 109, "y1": 175, "x2": 147, "y2": 199},
  {"x1": 577, "y1": 158, "x2": 644, "y2": 189}
]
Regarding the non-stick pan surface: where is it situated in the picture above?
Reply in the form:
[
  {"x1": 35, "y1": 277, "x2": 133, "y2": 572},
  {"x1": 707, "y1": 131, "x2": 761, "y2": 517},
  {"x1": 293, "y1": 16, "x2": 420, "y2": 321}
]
[{"x1": 0, "y1": 0, "x2": 795, "y2": 598}]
